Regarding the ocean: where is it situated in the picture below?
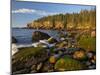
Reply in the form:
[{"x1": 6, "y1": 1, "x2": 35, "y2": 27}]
[{"x1": 12, "y1": 28, "x2": 61, "y2": 45}]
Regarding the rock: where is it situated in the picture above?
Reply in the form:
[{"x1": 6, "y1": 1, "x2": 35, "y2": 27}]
[
  {"x1": 92, "y1": 55, "x2": 96, "y2": 64},
  {"x1": 12, "y1": 44, "x2": 19, "y2": 56},
  {"x1": 60, "y1": 37, "x2": 65, "y2": 41},
  {"x1": 37, "y1": 43, "x2": 48, "y2": 48},
  {"x1": 49, "y1": 56, "x2": 56, "y2": 64},
  {"x1": 87, "y1": 51, "x2": 96, "y2": 59},
  {"x1": 32, "y1": 42, "x2": 48, "y2": 48},
  {"x1": 89, "y1": 57, "x2": 96, "y2": 65},
  {"x1": 39, "y1": 40, "x2": 48, "y2": 44},
  {"x1": 85, "y1": 53, "x2": 96, "y2": 69},
  {"x1": 12, "y1": 69, "x2": 30, "y2": 74},
  {"x1": 64, "y1": 48, "x2": 78, "y2": 54},
  {"x1": 32, "y1": 31, "x2": 50, "y2": 42},
  {"x1": 32, "y1": 40, "x2": 56, "y2": 48},
  {"x1": 55, "y1": 41, "x2": 68, "y2": 48},
  {"x1": 64, "y1": 48, "x2": 86, "y2": 55},
  {"x1": 54, "y1": 56, "x2": 86, "y2": 71},
  {"x1": 41, "y1": 61, "x2": 54, "y2": 72},
  {"x1": 73, "y1": 49, "x2": 87, "y2": 61},
  {"x1": 88, "y1": 65, "x2": 96, "y2": 69},
  {"x1": 58, "y1": 51, "x2": 63, "y2": 55},
  {"x1": 36, "y1": 63, "x2": 43, "y2": 71},
  {"x1": 55, "y1": 58, "x2": 66, "y2": 71},
  {"x1": 30, "y1": 70, "x2": 37, "y2": 73},
  {"x1": 31, "y1": 65, "x2": 36, "y2": 71},
  {"x1": 12, "y1": 36, "x2": 17, "y2": 43},
  {"x1": 86, "y1": 51, "x2": 96, "y2": 66},
  {"x1": 86, "y1": 61, "x2": 92, "y2": 66},
  {"x1": 49, "y1": 54, "x2": 62, "y2": 64},
  {"x1": 12, "y1": 47, "x2": 49, "y2": 74},
  {"x1": 91, "y1": 31, "x2": 96, "y2": 38},
  {"x1": 32, "y1": 42, "x2": 40, "y2": 47},
  {"x1": 25, "y1": 57, "x2": 37, "y2": 68},
  {"x1": 54, "y1": 48, "x2": 66, "y2": 54},
  {"x1": 47, "y1": 37, "x2": 58, "y2": 44},
  {"x1": 39, "y1": 40, "x2": 56, "y2": 48}
]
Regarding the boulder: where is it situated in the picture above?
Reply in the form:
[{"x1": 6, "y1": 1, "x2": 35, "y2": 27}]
[
  {"x1": 12, "y1": 36, "x2": 17, "y2": 43},
  {"x1": 73, "y1": 49, "x2": 87, "y2": 61},
  {"x1": 32, "y1": 31, "x2": 50, "y2": 42},
  {"x1": 12, "y1": 47, "x2": 49, "y2": 74},
  {"x1": 54, "y1": 56, "x2": 86, "y2": 71}
]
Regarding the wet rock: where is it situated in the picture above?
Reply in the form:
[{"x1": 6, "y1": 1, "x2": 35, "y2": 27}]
[{"x1": 32, "y1": 31, "x2": 50, "y2": 42}]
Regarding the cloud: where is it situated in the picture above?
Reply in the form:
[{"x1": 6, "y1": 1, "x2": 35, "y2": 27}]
[
  {"x1": 12, "y1": 8, "x2": 36, "y2": 13},
  {"x1": 12, "y1": 8, "x2": 58, "y2": 16}
]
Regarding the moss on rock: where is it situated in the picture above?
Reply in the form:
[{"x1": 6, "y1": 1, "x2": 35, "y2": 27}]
[
  {"x1": 12, "y1": 47, "x2": 49, "y2": 74},
  {"x1": 54, "y1": 56, "x2": 86, "y2": 71}
]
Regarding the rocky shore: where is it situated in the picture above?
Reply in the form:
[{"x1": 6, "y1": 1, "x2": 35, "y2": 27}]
[{"x1": 12, "y1": 30, "x2": 96, "y2": 74}]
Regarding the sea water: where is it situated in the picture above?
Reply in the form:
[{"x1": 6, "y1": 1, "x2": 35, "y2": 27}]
[{"x1": 12, "y1": 28, "x2": 60, "y2": 45}]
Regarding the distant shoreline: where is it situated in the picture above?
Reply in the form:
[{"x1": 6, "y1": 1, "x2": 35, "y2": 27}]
[
  {"x1": 12, "y1": 27, "x2": 96, "y2": 32},
  {"x1": 12, "y1": 27, "x2": 28, "y2": 29}
]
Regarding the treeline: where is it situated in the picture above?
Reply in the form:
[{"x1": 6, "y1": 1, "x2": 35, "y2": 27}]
[{"x1": 27, "y1": 8, "x2": 96, "y2": 30}]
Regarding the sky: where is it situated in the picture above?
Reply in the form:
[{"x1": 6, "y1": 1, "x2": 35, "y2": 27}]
[{"x1": 11, "y1": 0, "x2": 95, "y2": 27}]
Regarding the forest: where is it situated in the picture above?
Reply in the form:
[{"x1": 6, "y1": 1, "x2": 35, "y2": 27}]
[{"x1": 27, "y1": 8, "x2": 96, "y2": 30}]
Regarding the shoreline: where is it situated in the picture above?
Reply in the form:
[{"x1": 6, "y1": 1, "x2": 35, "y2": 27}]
[{"x1": 12, "y1": 27, "x2": 96, "y2": 31}]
